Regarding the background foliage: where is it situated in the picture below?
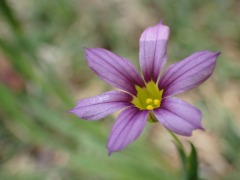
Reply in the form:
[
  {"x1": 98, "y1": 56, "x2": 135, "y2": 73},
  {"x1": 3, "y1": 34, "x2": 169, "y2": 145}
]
[{"x1": 0, "y1": 0, "x2": 240, "y2": 179}]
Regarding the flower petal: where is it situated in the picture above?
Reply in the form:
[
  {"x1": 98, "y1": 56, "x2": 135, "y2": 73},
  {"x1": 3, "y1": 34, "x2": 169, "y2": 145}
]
[
  {"x1": 107, "y1": 107, "x2": 149, "y2": 155},
  {"x1": 154, "y1": 97, "x2": 203, "y2": 136},
  {"x1": 159, "y1": 51, "x2": 221, "y2": 97},
  {"x1": 69, "y1": 91, "x2": 132, "y2": 121},
  {"x1": 85, "y1": 48, "x2": 145, "y2": 95},
  {"x1": 139, "y1": 20, "x2": 170, "y2": 82}
]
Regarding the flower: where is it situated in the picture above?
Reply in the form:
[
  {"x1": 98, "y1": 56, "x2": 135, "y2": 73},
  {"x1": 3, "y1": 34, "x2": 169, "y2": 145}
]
[{"x1": 69, "y1": 20, "x2": 220, "y2": 155}]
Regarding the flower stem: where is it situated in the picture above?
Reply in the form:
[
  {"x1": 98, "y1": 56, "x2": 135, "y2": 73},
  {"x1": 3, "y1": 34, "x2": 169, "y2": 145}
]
[{"x1": 168, "y1": 129, "x2": 184, "y2": 150}]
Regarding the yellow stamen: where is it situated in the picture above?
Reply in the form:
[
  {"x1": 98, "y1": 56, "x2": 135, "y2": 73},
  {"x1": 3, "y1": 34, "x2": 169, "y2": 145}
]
[
  {"x1": 131, "y1": 81, "x2": 164, "y2": 111},
  {"x1": 153, "y1": 99, "x2": 160, "y2": 106},
  {"x1": 146, "y1": 98, "x2": 153, "y2": 104},
  {"x1": 146, "y1": 105, "x2": 154, "y2": 110}
]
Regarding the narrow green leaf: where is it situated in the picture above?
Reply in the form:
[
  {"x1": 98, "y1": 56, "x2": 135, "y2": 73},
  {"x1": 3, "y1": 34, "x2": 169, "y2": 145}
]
[
  {"x1": 187, "y1": 143, "x2": 198, "y2": 180},
  {"x1": 0, "y1": 38, "x2": 34, "y2": 79},
  {"x1": 0, "y1": 0, "x2": 22, "y2": 34},
  {"x1": 175, "y1": 143, "x2": 187, "y2": 180}
]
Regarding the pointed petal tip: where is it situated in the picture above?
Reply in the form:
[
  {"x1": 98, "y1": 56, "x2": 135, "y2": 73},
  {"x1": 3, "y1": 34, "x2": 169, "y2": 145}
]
[
  {"x1": 67, "y1": 109, "x2": 74, "y2": 114},
  {"x1": 107, "y1": 150, "x2": 113, "y2": 156},
  {"x1": 67, "y1": 108, "x2": 82, "y2": 117},
  {"x1": 67, "y1": 105, "x2": 80, "y2": 114},
  {"x1": 84, "y1": 48, "x2": 91, "y2": 56},
  {"x1": 207, "y1": 51, "x2": 221, "y2": 58},
  {"x1": 198, "y1": 126, "x2": 205, "y2": 131},
  {"x1": 84, "y1": 47, "x2": 92, "y2": 54},
  {"x1": 107, "y1": 144, "x2": 117, "y2": 156},
  {"x1": 186, "y1": 126, "x2": 205, "y2": 136},
  {"x1": 185, "y1": 132, "x2": 192, "y2": 137},
  {"x1": 169, "y1": 130, "x2": 192, "y2": 137},
  {"x1": 182, "y1": 125, "x2": 205, "y2": 136},
  {"x1": 158, "y1": 19, "x2": 163, "y2": 25},
  {"x1": 84, "y1": 47, "x2": 99, "y2": 55},
  {"x1": 215, "y1": 52, "x2": 221, "y2": 57}
]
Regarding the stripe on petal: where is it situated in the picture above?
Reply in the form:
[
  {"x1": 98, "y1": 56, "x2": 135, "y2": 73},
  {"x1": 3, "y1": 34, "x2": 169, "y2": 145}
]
[
  {"x1": 154, "y1": 97, "x2": 203, "y2": 136},
  {"x1": 85, "y1": 48, "x2": 145, "y2": 95},
  {"x1": 159, "y1": 51, "x2": 221, "y2": 97},
  {"x1": 107, "y1": 107, "x2": 149, "y2": 155},
  {"x1": 69, "y1": 91, "x2": 132, "y2": 121},
  {"x1": 139, "y1": 20, "x2": 170, "y2": 82}
]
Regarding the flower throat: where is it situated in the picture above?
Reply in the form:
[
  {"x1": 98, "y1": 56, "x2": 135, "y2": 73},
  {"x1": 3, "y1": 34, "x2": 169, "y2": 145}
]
[{"x1": 132, "y1": 81, "x2": 163, "y2": 110}]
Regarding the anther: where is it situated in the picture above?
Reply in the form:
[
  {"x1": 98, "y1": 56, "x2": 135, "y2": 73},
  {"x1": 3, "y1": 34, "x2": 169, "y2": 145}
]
[
  {"x1": 146, "y1": 105, "x2": 154, "y2": 110},
  {"x1": 146, "y1": 98, "x2": 153, "y2": 104},
  {"x1": 153, "y1": 99, "x2": 160, "y2": 106}
]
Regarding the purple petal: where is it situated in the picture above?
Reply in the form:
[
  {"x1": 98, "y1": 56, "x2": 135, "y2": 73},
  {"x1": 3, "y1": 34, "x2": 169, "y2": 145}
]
[
  {"x1": 154, "y1": 97, "x2": 203, "y2": 136},
  {"x1": 159, "y1": 51, "x2": 221, "y2": 97},
  {"x1": 139, "y1": 20, "x2": 170, "y2": 82},
  {"x1": 85, "y1": 48, "x2": 145, "y2": 95},
  {"x1": 69, "y1": 91, "x2": 132, "y2": 121},
  {"x1": 107, "y1": 107, "x2": 149, "y2": 155}
]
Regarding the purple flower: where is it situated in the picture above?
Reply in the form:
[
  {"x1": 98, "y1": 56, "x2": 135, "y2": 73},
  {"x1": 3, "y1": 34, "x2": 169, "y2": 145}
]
[{"x1": 69, "y1": 20, "x2": 220, "y2": 155}]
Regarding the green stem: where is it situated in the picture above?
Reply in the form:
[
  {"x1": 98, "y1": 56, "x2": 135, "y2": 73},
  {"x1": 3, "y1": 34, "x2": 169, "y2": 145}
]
[{"x1": 167, "y1": 129, "x2": 184, "y2": 150}]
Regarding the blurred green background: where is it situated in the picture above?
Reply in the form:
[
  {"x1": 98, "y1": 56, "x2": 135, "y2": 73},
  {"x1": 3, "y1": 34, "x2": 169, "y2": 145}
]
[{"x1": 0, "y1": 0, "x2": 240, "y2": 179}]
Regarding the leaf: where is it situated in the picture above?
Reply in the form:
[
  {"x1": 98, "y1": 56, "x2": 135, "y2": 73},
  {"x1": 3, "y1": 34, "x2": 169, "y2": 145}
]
[
  {"x1": 0, "y1": 0, "x2": 22, "y2": 34},
  {"x1": 175, "y1": 142, "x2": 187, "y2": 179},
  {"x1": 186, "y1": 143, "x2": 198, "y2": 180}
]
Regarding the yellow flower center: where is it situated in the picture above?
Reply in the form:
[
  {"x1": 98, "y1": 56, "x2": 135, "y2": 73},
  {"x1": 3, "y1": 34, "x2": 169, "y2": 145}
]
[{"x1": 131, "y1": 81, "x2": 163, "y2": 111}]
